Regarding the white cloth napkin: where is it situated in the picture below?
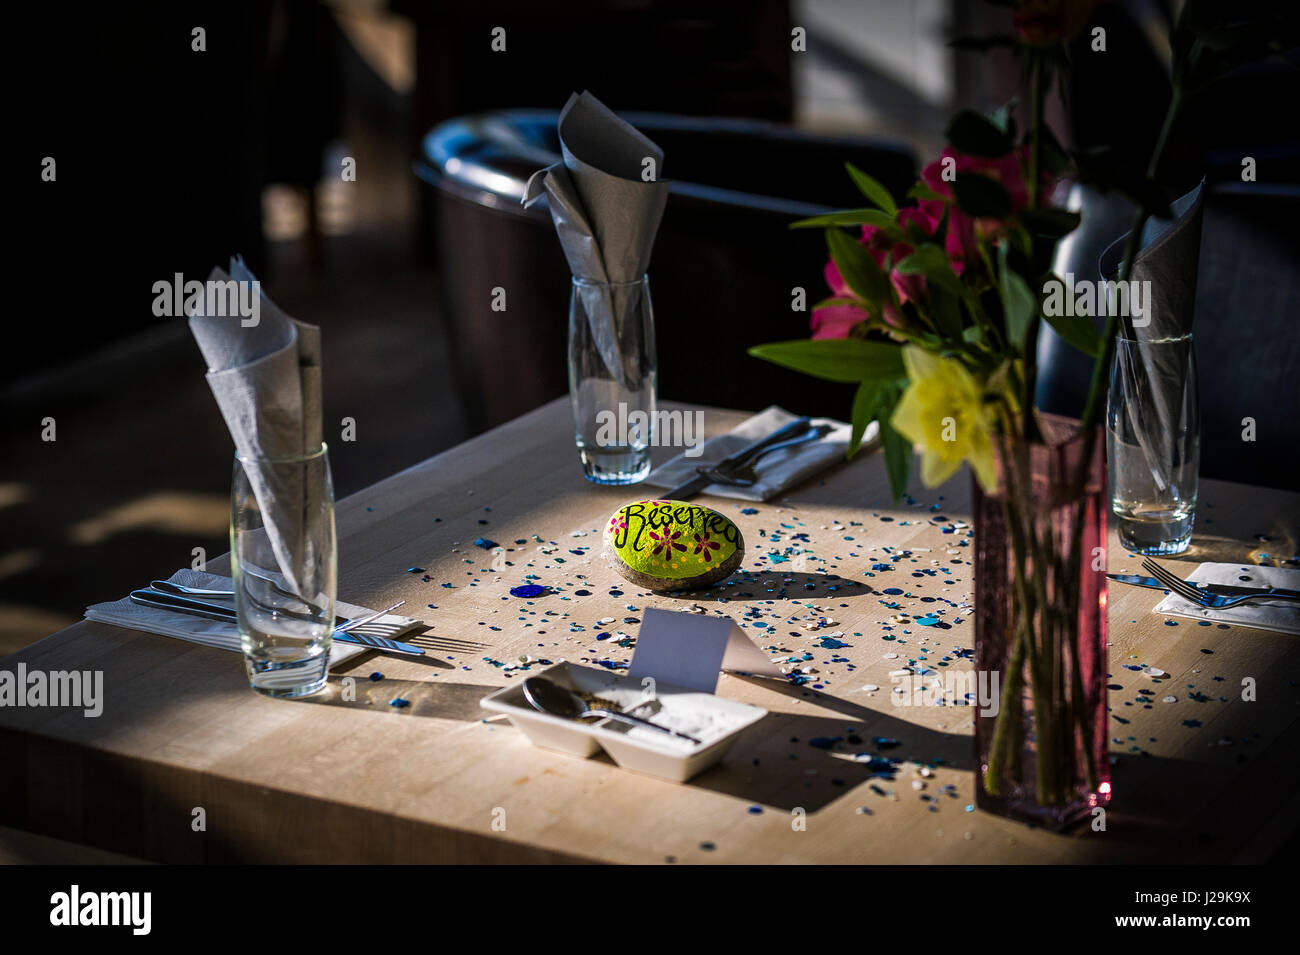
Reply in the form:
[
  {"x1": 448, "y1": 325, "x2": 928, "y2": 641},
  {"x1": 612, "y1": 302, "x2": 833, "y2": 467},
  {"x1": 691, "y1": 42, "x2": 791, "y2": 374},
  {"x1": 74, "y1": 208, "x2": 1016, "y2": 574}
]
[
  {"x1": 1153, "y1": 562, "x2": 1300, "y2": 635},
  {"x1": 84, "y1": 569, "x2": 420, "y2": 662},
  {"x1": 643, "y1": 406, "x2": 871, "y2": 501}
]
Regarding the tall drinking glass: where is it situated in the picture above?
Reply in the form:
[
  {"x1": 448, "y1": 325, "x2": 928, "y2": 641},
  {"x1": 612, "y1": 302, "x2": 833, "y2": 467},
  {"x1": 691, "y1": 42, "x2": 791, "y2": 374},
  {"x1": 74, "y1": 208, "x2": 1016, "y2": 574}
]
[
  {"x1": 231, "y1": 444, "x2": 337, "y2": 697},
  {"x1": 568, "y1": 275, "x2": 657, "y2": 484},
  {"x1": 1107, "y1": 335, "x2": 1200, "y2": 555}
]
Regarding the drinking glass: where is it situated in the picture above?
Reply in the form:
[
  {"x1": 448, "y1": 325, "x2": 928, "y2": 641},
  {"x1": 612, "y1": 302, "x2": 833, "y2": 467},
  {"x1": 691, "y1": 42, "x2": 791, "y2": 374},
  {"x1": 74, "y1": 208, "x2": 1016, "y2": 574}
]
[
  {"x1": 231, "y1": 444, "x2": 337, "y2": 697},
  {"x1": 1107, "y1": 335, "x2": 1200, "y2": 555},
  {"x1": 568, "y1": 275, "x2": 657, "y2": 484}
]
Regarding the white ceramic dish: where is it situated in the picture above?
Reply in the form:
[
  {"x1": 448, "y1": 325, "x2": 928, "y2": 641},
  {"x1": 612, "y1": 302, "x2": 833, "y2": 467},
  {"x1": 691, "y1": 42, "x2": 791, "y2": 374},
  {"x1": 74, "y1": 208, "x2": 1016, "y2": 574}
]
[{"x1": 480, "y1": 662, "x2": 767, "y2": 782}]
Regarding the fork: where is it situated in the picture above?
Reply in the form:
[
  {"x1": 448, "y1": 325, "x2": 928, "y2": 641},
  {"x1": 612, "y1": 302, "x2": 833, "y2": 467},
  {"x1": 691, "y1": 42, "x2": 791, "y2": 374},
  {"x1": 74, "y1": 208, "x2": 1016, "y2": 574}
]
[
  {"x1": 696, "y1": 423, "x2": 835, "y2": 487},
  {"x1": 1140, "y1": 558, "x2": 1300, "y2": 609}
]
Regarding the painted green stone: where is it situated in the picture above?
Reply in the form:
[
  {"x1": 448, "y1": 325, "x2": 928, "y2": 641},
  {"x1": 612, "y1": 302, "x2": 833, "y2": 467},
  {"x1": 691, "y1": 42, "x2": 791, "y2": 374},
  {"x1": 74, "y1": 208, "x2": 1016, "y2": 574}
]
[{"x1": 605, "y1": 499, "x2": 745, "y2": 592}]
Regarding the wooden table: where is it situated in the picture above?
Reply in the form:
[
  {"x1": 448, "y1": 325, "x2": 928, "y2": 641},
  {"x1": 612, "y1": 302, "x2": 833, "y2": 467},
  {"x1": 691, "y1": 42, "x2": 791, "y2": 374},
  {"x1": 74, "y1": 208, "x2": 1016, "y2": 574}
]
[{"x1": 2, "y1": 399, "x2": 1297, "y2": 864}]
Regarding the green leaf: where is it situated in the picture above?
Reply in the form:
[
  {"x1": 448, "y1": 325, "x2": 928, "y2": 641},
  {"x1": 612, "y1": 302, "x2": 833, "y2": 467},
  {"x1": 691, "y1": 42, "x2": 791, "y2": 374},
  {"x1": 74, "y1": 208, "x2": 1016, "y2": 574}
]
[
  {"x1": 827, "y1": 228, "x2": 889, "y2": 305},
  {"x1": 878, "y1": 410, "x2": 912, "y2": 504},
  {"x1": 906, "y1": 181, "x2": 944, "y2": 203},
  {"x1": 844, "y1": 163, "x2": 898, "y2": 217},
  {"x1": 790, "y1": 208, "x2": 898, "y2": 230},
  {"x1": 848, "y1": 379, "x2": 885, "y2": 458},
  {"x1": 895, "y1": 245, "x2": 960, "y2": 293},
  {"x1": 927, "y1": 280, "x2": 963, "y2": 340},
  {"x1": 894, "y1": 245, "x2": 966, "y2": 336},
  {"x1": 810, "y1": 296, "x2": 862, "y2": 311},
  {"x1": 747, "y1": 338, "x2": 904, "y2": 384},
  {"x1": 997, "y1": 243, "x2": 1037, "y2": 352},
  {"x1": 1018, "y1": 207, "x2": 1081, "y2": 239},
  {"x1": 1044, "y1": 314, "x2": 1102, "y2": 358},
  {"x1": 952, "y1": 173, "x2": 1012, "y2": 219},
  {"x1": 989, "y1": 98, "x2": 1018, "y2": 137},
  {"x1": 945, "y1": 109, "x2": 1014, "y2": 158}
]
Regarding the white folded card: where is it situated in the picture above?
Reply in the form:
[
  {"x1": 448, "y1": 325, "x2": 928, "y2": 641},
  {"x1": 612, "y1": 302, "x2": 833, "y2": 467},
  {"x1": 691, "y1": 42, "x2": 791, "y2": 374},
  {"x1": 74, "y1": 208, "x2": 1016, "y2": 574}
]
[{"x1": 626, "y1": 608, "x2": 782, "y2": 694}]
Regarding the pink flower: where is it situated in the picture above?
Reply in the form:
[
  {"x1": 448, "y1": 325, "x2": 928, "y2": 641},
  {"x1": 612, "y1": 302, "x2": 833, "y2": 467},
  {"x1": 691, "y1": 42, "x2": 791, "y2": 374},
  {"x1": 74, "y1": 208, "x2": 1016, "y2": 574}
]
[
  {"x1": 811, "y1": 300, "x2": 866, "y2": 340},
  {"x1": 920, "y1": 146, "x2": 1035, "y2": 271},
  {"x1": 1013, "y1": 0, "x2": 1101, "y2": 47},
  {"x1": 810, "y1": 210, "x2": 941, "y2": 339}
]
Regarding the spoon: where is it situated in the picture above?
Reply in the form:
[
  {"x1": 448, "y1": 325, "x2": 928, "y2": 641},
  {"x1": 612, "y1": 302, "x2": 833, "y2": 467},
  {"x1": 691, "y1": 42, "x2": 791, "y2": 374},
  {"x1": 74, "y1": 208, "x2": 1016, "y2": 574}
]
[{"x1": 521, "y1": 677, "x2": 701, "y2": 745}]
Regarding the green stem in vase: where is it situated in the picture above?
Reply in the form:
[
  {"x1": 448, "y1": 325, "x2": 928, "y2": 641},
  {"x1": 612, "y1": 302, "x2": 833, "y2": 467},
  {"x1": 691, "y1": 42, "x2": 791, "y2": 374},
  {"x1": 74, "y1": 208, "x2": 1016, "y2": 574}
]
[{"x1": 984, "y1": 452, "x2": 1035, "y2": 798}]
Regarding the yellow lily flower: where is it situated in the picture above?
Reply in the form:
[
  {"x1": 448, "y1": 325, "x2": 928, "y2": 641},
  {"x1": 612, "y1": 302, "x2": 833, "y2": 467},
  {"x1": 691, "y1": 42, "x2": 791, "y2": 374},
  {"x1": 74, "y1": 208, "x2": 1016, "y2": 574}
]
[{"x1": 890, "y1": 347, "x2": 999, "y2": 492}]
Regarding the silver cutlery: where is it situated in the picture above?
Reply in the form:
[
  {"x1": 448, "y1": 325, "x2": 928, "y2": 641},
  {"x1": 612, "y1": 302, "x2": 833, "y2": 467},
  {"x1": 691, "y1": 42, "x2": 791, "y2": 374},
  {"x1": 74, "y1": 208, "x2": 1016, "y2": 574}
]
[
  {"x1": 129, "y1": 589, "x2": 425, "y2": 656},
  {"x1": 1106, "y1": 573, "x2": 1300, "y2": 598},
  {"x1": 521, "y1": 676, "x2": 701, "y2": 744},
  {"x1": 1137, "y1": 559, "x2": 1300, "y2": 610},
  {"x1": 694, "y1": 423, "x2": 835, "y2": 488},
  {"x1": 151, "y1": 580, "x2": 412, "y2": 633},
  {"x1": 663, "y1": 416, "x2": 816, "y2": 500}
]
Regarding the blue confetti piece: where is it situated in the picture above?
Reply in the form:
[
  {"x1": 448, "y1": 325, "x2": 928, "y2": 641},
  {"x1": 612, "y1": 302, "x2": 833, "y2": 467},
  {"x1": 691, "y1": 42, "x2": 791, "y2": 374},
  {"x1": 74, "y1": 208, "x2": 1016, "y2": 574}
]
[
  {"x1": 473, "y1": 538, "x2": 499, "y2": 550},
  {"x1": 509, "y1": 584, "x2": 550, "y2": 598},
  {"x1": 740, "y1": 507, "x2": 759, "y2": 515},
  {"x1": 368, "y1": 672, "x2": 384, "y2": 682},
  {"x1": 389, "y1": 697, "x2": 411, "y2": 708}
]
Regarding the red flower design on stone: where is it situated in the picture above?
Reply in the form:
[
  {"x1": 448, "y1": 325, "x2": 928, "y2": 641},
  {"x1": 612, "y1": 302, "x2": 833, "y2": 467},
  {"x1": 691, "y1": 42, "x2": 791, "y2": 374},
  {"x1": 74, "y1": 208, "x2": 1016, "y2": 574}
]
[
  {"x1": 693, "y1": 532, "x2": 721, "y2": 562},
  {"x1": 649, "y1": 529, "x2": 687, "y2": 558}
]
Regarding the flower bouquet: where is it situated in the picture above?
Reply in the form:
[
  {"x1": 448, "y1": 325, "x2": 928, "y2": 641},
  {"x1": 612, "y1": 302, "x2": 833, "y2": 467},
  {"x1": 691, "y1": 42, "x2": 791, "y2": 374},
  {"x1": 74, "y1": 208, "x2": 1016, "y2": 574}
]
[{"x1": 750, "y1": 0, "x2": 1268, "y2": 826}]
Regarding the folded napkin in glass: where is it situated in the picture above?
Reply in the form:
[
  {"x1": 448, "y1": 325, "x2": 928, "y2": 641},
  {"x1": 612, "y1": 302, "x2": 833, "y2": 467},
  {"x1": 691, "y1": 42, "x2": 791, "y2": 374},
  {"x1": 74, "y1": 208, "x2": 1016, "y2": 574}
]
[
  {"x1": 1153, "y1": 562, "x2": 1300, "y2": 635},
  {"x1": 84, "y1": 569, "x2": 421, "y2": 662},
  {"x1": 642, "y1": 406, "x2": 867, "y2": 501}
]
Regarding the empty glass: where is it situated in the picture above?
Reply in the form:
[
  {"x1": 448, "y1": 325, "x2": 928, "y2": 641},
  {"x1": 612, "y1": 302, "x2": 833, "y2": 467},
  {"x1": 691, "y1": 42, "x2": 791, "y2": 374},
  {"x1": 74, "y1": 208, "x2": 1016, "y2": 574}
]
[
  {"x1": 231, "y1": 445, "x2": 337, "y2": 697},
  {"x1": 1107, "y1": 335, "x2": 1200, "y2": 555},
  {"x1": 568, "y1": 275, "x2": 657, "y2": 484}
]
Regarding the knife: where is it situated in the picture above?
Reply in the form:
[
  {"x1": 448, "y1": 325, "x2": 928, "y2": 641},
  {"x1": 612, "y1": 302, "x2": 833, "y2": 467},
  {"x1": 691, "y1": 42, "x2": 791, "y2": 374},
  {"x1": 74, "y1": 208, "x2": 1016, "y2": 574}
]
[
  {"x1": 662, "y1": 416, "x2": 815, "y2": 500},
  {"x1": 128, "y1": 590, "x2": 426, "y2": 656},
  {"x1": 1106, "y1": 574, "x2": 1300, "y2": 599}
]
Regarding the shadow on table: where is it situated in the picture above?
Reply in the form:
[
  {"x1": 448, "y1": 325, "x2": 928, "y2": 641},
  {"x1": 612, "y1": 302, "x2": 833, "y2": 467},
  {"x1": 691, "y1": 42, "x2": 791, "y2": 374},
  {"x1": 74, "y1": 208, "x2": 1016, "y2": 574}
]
[
  {"x1": 677, "y1": 571, "x2": 872, "y2": 603},
  {"x1": 686, "y1": 675, "x2": 973, "y2": 813},
  {"x1": 294, "y1": 667, "x2": 496, "y2": 722}
]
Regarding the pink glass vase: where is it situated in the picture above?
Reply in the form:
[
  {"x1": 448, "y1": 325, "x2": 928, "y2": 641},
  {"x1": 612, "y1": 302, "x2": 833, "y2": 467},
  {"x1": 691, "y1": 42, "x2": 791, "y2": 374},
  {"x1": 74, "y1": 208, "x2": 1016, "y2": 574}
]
[{"x1": 973, "y1": 417, "x2": 1110, "y2": 829}]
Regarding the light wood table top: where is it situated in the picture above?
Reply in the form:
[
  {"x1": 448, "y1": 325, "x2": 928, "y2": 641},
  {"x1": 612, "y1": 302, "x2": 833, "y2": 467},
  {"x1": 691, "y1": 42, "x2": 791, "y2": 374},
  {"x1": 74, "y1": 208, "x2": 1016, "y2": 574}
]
[{"x1": 2, "y1": 399, "x2": 1297, "y2": 864}]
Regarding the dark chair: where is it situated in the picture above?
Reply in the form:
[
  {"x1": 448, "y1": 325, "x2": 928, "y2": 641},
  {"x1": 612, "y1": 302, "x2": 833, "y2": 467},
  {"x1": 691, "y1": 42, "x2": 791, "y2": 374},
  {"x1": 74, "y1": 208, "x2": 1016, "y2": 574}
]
[{"x1": 417, "y1": 111, "x2": 917, "y2": 431}]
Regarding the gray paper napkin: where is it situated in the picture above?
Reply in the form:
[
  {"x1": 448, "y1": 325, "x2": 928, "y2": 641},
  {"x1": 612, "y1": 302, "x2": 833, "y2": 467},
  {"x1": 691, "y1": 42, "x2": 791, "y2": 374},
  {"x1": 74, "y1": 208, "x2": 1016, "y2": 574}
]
[
  {"x1": 522, "y1": 91, "x2": 669, "y2": 390},
  {"x1": 643, "y1": 406, "x2": 868, "y2": 501},
  {"x1": 1152, "y1": 562, "x2": 1300, "y2": 636},
  {"x1": 84, "y1": 569, "x2": 421, "y2": 660},
  {"x1": 188, "y1": 257, "x2": 323, "y2": 595},
  {"x1": 1101, "y1": 183, "x2": 1205, "y2": 498}
]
